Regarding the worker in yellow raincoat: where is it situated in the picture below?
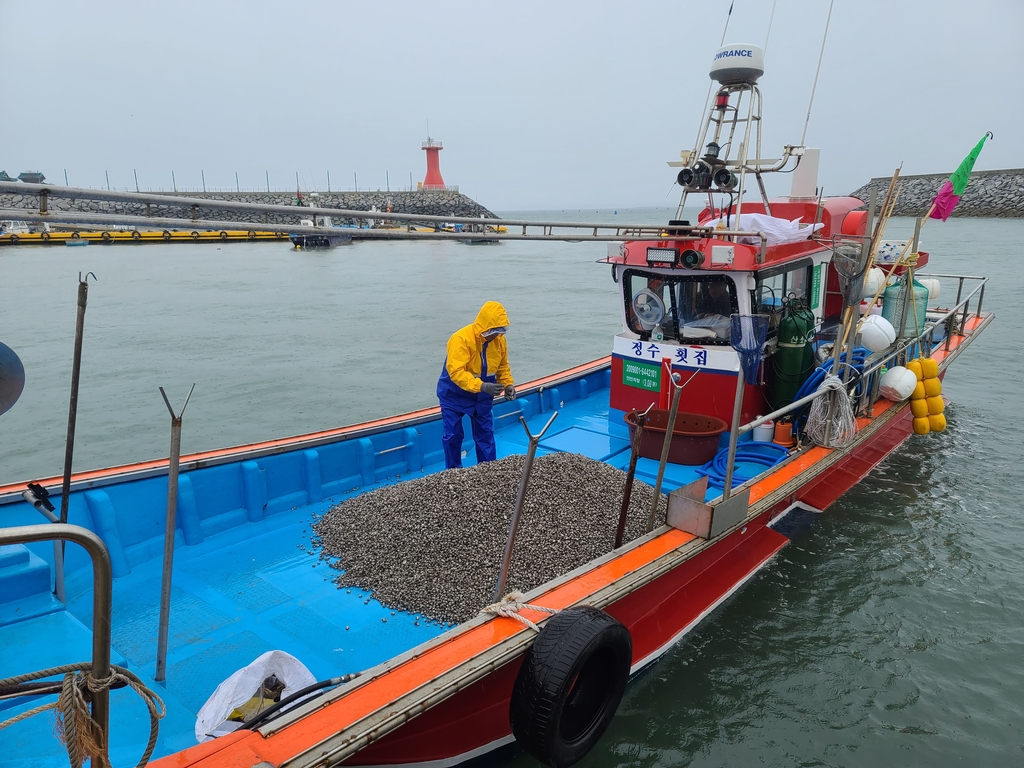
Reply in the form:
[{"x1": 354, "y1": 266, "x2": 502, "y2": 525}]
[{"x1": 436, "y1": 301, "x2": 515, "y2": 469}]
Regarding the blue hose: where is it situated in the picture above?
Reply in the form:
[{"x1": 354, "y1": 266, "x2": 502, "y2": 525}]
[{"x1": 697, "y1": 441, "x2": 790, "y2": 490}]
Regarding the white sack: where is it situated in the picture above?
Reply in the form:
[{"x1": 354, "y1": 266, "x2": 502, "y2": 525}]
[
  {"x1": 702, "y1": 213, "x2": 823, "y2": 246},
  {"x1": 195, "y1": 650, "x2": 317, "y2": 743}
]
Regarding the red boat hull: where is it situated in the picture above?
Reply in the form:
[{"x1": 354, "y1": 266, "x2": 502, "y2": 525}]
[{"x1": 345, "y1": 403, "x2": 915, "y2": 766}]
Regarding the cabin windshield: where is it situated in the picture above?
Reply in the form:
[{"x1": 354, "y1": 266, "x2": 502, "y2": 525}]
[{"x1": 623, "y1": 269, "x2": 738, "y2": 344}]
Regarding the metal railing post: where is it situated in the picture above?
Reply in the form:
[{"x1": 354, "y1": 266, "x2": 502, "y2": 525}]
[
  {"x1": 492, "y1": 412, "x2": 559, "y2": 602},
  {"x1": 722, "y1": 366, "x2": 746, "y2": 500},
  {"x1": 154, "y1": 385, "x2": 194, "y2": 683},
  {"x1": 0, "y1": 524, "x2": 112, "y2": 744}
]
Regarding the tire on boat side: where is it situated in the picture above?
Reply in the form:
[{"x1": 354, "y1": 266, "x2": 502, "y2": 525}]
[
  {"x1": 162, "y1": 230, "x2": 171, "y2": 241},
  {"x1": 510, "y1": 606, "x2": 631, "y2": 768}
]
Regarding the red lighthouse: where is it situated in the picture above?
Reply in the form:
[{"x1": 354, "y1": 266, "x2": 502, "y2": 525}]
[{"x1": 421, "y1": 137, "x2": 446, "y2": 189}]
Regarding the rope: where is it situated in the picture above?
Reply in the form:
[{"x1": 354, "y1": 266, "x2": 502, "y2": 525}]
[
  {"x1": 805, "y1": 375, "x2": 857, "y2": 448},
  {"x1": 480, "y1": 591, "x2": 559, "y2": 632},
  {"x1": 0, "y1": 663, "x2": 165, "y2": 768}
]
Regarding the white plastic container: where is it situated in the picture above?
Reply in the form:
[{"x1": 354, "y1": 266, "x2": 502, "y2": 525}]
[
  {"x1": 879, "y1": 366, "x2": 918, "y2": 401},
  {"x1": 752, "y1": 418, "x2": 775, "y2": 442},
  {"x1": 859, "y1": 314, "x2": 896, "y2": 353}
]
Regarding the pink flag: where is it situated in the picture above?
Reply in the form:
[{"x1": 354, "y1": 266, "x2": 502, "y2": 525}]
[{"x1": 929, "y1": 180, "x2": 960, "y2": 222}]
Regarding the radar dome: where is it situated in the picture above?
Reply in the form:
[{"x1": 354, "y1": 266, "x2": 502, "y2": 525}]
[{"x1": 709, "y1": 44, "x2": 764, "y2": 85}]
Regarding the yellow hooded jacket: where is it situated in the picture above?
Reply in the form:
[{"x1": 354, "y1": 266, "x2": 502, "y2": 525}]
[{"x1": 436, "y1": 301, "x2": 514, "y2": 407}]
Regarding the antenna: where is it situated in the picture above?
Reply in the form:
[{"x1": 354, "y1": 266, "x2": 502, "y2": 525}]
[
  {"x1": 763, "y1": 0, "x2": 778, "y2": 54},
  {"x1": 800, "y1": 0, "x2": 835, "y2": 146}
]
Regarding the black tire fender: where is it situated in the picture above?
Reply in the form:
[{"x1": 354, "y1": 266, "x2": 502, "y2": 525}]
[
  {"x1": 41, "y1": 232, "x2": 50, "y2": 241},
  {"x1": 71, "y1": 232, "x2": 81, "y2": 240},
  {"x1": 162, "y1": 230, "x2": 172, "y2": 241},
  {"x1": 101, "y1": 231, "x2": 112, "y2": 242},
  {"x1": 247, "y1": 230, "x2": 257, "y2": 240},
  {"x1": 131, "y1": 230, "x2": 141, "y2": 240},
  {"x1": 510, "y1": 606, "x2": 631, "y2": 768},
  {"x1": 191, "y1": 231, "x2": 200, "y2": 241},
  {"x1": 219, "y1": 230, "x2": 229, "y2": 240},
  {"x1": 9, "y1": 234, "x2": 18, "y2": 243}
]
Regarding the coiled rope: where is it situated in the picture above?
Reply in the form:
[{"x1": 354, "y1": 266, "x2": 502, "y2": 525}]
[
  {"x1": 481, "y1": 591, "x2": 559, "y2": 632},
  {"x1": 0, "y1": 663, "x2": 165, "y2": 768},
  {"x1": 805, "y1": 374, "x2": 857, "y2": 448}
]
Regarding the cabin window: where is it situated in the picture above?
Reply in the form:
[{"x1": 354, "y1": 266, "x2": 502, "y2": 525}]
[
  {"x1": 753, "y1": 259, "x2": 814, "y2": 334},
  {"x1": 623, "y1": 270, "x2": 738, "y2": 344}
]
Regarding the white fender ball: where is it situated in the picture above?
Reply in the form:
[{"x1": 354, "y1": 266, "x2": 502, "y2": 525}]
[
  {"x1": 880, "y1": 366, "x2": 918, "y2": 401},
  {"x1": 859, "y1": 314, "x2": 896, "y2": 353}
]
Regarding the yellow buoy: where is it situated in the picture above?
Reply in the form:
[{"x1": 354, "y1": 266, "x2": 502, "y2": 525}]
[
  {"x1": 911, "y1": 399, "x2": 930, "y2": 418},
  {"x1": 929, "y1": 413, "x2": 947, "y2": 432},
  {"x1": 924, "y1": 378, "x2": 942, "y2": 397},
  {"x1": 927, "y1": 395, "x2": 945, "y2": 415},
  {"x1": 906, "y1": 359, "x2": 924, "y2": 381},
  {"x1": 912, "y1": 381, "x2": 927, "y2": 400},
  {"x1": 913, "y1": 416, "x2": 931, "y2": 435},
  {"x1": 920, "y1": 357, "x2": 939, "y2": 379}
]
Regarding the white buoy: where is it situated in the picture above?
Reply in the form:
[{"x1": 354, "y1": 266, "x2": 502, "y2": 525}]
[
  {"x1": 879, "y1": 366, "x2": 918, "y2": 401},
  {"x1": 859, "y1": 315, "x2": 896, "y2": 352},
  {"x1": 863, "y1": 267, "x2": 886, "y2": 298},
  {"x1": 918, "y1": 277, "x2": 941, "y2": 301}
]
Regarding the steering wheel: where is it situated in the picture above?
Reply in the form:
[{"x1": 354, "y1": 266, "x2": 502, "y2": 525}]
[{"x1": 632, "y1": 289, "x2": 665, "y2": 329}]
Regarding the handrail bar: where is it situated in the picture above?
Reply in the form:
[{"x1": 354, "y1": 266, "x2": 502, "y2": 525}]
[
  {"x1": 0, "y1": 524, "x2": 112, "y2": 739},
  {"x1": 737, "y1": 275, "x2": 988, "y2": 435}
]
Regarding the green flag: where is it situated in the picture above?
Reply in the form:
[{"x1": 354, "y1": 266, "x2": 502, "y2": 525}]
[{"x1": 949, "y1": 133, "x2": 990, "y2": 196}]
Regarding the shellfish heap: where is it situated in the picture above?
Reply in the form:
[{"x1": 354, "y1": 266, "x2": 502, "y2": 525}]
[{"x1": 313, "y1": 452, "x2": 665, "y2": 624}]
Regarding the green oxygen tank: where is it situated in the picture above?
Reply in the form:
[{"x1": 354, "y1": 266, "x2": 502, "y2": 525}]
[{"x1": 769, "y1": 300, "x2": 815, "y2": 410}]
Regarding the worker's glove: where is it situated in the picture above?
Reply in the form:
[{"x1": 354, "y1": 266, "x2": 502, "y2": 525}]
[
  {"x1": 504, "y1": 385, "x2": 516, "y2": 400},
  {"x1": 480, "y1": 382, "x2": 504, "y2": 396}
]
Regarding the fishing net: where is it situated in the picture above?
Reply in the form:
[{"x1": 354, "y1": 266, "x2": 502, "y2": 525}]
[
  {"x1": 832, "y1": 241, "x2": 871, "y2": 307},
  {"x1": 730, "y1": 314, "x2": 769, "y2": 382}
]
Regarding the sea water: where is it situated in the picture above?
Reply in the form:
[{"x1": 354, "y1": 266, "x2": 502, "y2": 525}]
[{"x1": 1, "y1": 210, "x2": 1021, "y2": 766}]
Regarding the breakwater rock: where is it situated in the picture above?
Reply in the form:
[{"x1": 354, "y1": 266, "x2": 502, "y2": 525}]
[
  {"x1": 850, "y1": 168, "x2": 1024, "y2": 218},
  {"x1": 0, "y1": 190, "x2": 497, "y2": 226}
]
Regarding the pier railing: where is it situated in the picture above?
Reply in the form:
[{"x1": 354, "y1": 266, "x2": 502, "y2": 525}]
[{"x1": 0, "y1": 181, "x2": 767, "y2": 245}]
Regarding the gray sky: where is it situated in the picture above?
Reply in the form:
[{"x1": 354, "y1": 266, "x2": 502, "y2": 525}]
[{"x1": 1, "y1": 0, "x2": 1021, "y2": 210}]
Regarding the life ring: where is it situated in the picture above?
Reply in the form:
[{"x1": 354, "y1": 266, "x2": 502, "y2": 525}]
[
  {"x1": 510, "y1": 606, "x2": 631, "y2": 767},
  {"x1": 247, "y1": 230, "x2": 257, "y2": 240},
  {"x1": 41, "y1": 232, "x2": 50, "y2": 241},
  {"x1": 219, "y1": 231, "x2": 229, "y2": 241},
  {"x1": 132, "y1": 230, "x2": 141, "y2": 241},
  {"x1": 162, "y1": 231, "x2": 171, "y2": 241},
  {"x1": 191, "y1": 231, "x2": 200, "y2": 241},
  {"x1": 101, "y1": 232, "x2": 112, "y2": 242},
  {"x1": 71, "y1": 231, "x2": 81, "y2": 240},
  {"x1": 9, "y1": 234, "x2": 19, "y2": 244}
]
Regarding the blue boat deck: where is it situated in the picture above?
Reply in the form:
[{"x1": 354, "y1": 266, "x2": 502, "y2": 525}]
[{"x1": 0, "y1": 368, "x2": 723, "y2": 765}]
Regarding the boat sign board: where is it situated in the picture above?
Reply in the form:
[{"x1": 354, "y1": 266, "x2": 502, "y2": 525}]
[{"x1": 622, "y1": 359, "x2": 660, "y2": 391}]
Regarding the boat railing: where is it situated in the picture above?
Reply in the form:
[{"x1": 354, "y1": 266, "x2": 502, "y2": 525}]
[
  {"x1": 0, "y1": 524, "x2": 113, "y2": 745},
  {"x1": 721, "y1": 274, "x2": 990, "y2": 499}
]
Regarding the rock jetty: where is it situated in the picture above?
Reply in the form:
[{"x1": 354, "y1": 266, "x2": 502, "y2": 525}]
[
  {"x1": 0, "y1": 189, "x2": 497, "y2": 227},
  {"x1": 850, "y1": 168, "x2": 1024, "y2": 218}
]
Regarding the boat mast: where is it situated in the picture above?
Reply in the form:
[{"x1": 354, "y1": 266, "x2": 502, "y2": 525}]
[{"x1": 674, "y1": 44, "x2": 803, "y2": 224}]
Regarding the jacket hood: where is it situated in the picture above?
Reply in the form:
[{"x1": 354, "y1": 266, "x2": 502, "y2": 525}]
[{"x1": 472, "y1": 301, "x2": 509, "y2": 336}]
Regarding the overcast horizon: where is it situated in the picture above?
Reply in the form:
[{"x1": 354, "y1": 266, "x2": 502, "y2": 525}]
[{"x1": 1, "y1": 0, "x2": 1021, "y2": 210}]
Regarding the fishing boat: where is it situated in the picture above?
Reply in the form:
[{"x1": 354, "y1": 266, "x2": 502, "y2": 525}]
[{"x1": 0, "y1": 42, "x2": 994, "y2": 768}]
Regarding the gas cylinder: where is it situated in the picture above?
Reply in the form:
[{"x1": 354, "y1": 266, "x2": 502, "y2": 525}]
[{"x1": 769, "y1": 299, "x2": 815, "y2": 410}]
